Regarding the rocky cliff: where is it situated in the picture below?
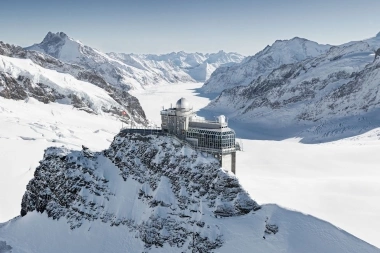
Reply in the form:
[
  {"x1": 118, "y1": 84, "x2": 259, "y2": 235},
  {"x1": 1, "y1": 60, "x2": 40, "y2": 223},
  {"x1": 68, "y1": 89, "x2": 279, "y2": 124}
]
[{"x1": 20, "y1": 132, "x2": 259, "y2": 251}]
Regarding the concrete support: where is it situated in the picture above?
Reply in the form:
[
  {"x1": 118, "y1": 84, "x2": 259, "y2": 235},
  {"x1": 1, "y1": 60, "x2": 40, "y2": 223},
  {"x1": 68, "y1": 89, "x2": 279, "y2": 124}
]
[
  {"x1": 220, "y1": 152, "x2": 236, "y2": 175},
  {"x1": 231, "y1": 151, "x2": 236, "y2": 175}
]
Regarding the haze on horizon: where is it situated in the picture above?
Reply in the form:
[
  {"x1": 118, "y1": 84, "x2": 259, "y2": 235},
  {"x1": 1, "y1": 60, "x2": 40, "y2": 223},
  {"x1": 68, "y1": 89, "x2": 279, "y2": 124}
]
[{"x1": 1, "y1": 0, "x2": 380, "y2": 56}]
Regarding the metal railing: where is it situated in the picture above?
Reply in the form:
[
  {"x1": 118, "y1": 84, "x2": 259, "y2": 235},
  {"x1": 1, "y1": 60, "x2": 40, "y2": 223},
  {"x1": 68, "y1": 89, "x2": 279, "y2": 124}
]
[
  {"x1": 120, "y1": 127, "x2": 163, "y2": 136},
  {"x1": 120, "y1": 127, "x2": 236, "y2": 154}
]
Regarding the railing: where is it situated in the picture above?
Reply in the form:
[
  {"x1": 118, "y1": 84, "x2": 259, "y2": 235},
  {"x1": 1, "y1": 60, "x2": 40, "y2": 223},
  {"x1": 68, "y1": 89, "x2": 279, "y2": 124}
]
[
  {"x1": 196, "y1": 146, "x2": 236, "y2": 154},
  {"x1": 120, "y1": 127, "x2": 236, "y2": 154},
  {"x1": 120, "y1": 127, "x2": 163, "y2": 136}
]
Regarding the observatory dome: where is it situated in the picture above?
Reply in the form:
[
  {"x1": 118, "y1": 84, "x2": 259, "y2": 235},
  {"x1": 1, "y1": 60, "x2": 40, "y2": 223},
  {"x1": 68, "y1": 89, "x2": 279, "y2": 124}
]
[{"x1": 176, "y1": 97, "x2": 191, "y2": 110}]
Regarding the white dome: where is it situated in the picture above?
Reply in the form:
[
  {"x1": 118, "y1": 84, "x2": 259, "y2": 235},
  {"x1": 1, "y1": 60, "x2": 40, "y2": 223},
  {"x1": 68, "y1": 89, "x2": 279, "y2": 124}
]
[
  {"x1": 218, "y1": 115, "x2": 226, "y2": 123},
  {"x1": 176, "y1": 97, "x2": 191, "y2": 109}
]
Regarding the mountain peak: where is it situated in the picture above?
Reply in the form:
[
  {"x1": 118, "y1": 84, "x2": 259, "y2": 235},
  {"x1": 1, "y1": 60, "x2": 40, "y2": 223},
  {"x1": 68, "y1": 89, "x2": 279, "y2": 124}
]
[
  {"x1": 291, "y1": 36, "x2": 307, "y2": 41},
  {"x1": 26, "y1": 31, "x2": 83, "y2": 61},
  {"x1": 273, "y1": 37, "x2": 309, "y2": 46},
  {"x1": 42, "y1": 31, "x2": 69, "y2": 44}
]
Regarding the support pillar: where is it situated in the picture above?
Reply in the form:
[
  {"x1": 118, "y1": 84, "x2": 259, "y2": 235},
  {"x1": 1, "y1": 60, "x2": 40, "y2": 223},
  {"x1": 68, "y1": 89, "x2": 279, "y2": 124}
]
[{"x1": 231, "y1": 151, "x2": 236, "y2": 174}]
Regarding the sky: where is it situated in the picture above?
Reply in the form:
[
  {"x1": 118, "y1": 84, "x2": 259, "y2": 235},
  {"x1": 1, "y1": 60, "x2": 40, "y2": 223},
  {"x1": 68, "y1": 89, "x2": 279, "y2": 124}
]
[{"x1": 1, "y1": 0, "x2": 380, "y2": 55}]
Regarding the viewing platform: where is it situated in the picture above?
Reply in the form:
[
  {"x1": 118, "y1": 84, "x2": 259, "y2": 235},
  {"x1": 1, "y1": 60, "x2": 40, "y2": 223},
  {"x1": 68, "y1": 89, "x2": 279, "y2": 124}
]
[{"x1": 121, "y1": 97, "x2": 238, "y2": 174}]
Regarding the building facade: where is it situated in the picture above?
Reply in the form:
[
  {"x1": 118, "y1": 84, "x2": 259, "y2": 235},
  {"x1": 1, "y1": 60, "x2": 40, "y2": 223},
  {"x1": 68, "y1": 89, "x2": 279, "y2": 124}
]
[{"x1": 161, "y1": 98, "x2": 237, "y2": 174}]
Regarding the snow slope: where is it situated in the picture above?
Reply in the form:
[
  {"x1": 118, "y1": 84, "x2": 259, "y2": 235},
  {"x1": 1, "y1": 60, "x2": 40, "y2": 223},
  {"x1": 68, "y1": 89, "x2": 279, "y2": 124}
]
[
  {"x1": 201, "y1": 37, "x2": 331, "y2": 94},
  {"x1": 26, "y1": 32, "x2": 244, "y2": 90},
  {"x1": 0, "y1": 55, "x2": 119, "y2": 112},
  {"x1": 0, "y1": 97, "x2": 125, "y2": 223},
  {"x1": 0, "y1": 132, "x2": 378, "y2": 253},
  {"x1": 0, "y1": 40, "x2": 148, "y2": 125}
]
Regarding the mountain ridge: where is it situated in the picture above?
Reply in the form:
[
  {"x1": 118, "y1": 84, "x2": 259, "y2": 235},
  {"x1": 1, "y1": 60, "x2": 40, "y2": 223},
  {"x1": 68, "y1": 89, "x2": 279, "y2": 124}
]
[
  {"x1": 0, "y1": 40, "x2": 147, "y2": 125},
  {"x1": 204, "y1": 34, "x2": 380, "y2": 142},
  {"x1": 200, "y1": 37, "x2": 331, "y2": 94},
  {"x1": 26, "y1": 32, "x2": 244, "y2": 89}
]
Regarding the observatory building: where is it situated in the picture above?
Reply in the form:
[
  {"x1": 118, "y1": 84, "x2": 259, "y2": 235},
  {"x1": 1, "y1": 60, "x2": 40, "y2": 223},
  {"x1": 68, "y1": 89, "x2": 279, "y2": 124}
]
[{"x1": 161, "y1": 98, "x2": 236, "y2": 174}]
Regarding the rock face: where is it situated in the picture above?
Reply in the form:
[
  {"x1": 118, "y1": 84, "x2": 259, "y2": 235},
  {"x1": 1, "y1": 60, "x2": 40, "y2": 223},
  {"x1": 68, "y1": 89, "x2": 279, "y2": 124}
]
[
  {"x1": 201, "y1": 37, "x2": 331, "y2": 94},
  {"x1": 21, "y1": 132, "x2": 259, "y2": 251},
  {"x1": 0, "y1": 41, "x2": 147, "y2": 125},
  {"x1": 27, "y1": 32, "x2": 244, "y2": 89},
  {"x1": 205, "y1": 36, "x2": 380, "y2": 142}
]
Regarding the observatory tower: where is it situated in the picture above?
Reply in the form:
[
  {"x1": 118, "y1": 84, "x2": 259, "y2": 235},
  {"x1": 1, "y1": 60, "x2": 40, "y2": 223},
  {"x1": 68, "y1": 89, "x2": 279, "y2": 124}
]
[{"x1": 161, "y1": 98, "x2": 236, "y2": 174}]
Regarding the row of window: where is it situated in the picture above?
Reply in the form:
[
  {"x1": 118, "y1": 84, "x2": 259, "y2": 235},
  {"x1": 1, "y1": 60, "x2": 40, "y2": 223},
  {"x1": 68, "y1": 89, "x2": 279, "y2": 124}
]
[{"x1": 186, "y1": 128, "x2": 235, "y2": 149}]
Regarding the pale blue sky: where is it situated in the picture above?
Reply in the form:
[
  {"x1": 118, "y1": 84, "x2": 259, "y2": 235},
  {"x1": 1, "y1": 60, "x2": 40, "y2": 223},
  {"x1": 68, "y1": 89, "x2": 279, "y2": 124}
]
[{"x1": 1, "y1": 0, "x2": 380, "y2": 55}]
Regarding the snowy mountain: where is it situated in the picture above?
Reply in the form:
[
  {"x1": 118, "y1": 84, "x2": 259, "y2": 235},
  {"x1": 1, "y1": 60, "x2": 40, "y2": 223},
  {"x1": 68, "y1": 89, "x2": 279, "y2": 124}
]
[
  {"x1": 108, "y1": 50, "x2": 244, "y2": 82},
  {"x1": 0, "y1": 131, "x2": 378, "y2": 253},
  {"x1": 0, "y1": 41, "x2": 147, "y2": 125},
  {"x1": 201, "y1": 37, "x2": 331, "y2": 94},
  {"x1": 26, "y1": 32, "x2": 244, "y2": 89},
  {"x1": 204, "y1": 34, "x2": 380, "y2": 142}
]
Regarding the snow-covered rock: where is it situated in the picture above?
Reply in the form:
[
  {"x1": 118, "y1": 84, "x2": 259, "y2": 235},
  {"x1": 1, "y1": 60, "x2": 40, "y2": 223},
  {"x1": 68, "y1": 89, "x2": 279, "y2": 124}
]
[
  {"x1": 0, "y1": 132, "x2": 378, "y2": 252},
  {"x1": 26, "y1": 32, "x2": 244, "y2": 89},
  {"x1": 0, "y1": 41, "x2": 147, "y2": 125},
  {"x1": 205, "y1": 34, "x2": 380, "y2": 142},
  {"x1": 201, "y1": 37, "x2": 331, "y2": 94}
]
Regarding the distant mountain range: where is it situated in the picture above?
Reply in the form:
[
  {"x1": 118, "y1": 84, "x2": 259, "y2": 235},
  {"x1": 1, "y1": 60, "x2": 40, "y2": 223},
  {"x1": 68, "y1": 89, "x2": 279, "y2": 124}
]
[
  {"x1": 203, "y1": 33, "x2": 380, "y2": 142},
  {"x1": 0, "y1": 31, "x2": 241, "y2": 125},
  {"x1": 201, "y1": 37, "x2": 331, "y2": 94},
  {"x1": 3, "y1": 31, "x2": 380, "y2": 141},
  {"x1": 27, "y1": 32, "x2": 244, "y2": 90}
]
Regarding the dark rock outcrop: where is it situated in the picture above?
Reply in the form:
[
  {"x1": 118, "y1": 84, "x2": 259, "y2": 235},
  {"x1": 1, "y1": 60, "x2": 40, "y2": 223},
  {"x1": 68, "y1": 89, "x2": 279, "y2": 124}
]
[{"x1": 21, "y1": 132, "x2": 260, "y2": 251}]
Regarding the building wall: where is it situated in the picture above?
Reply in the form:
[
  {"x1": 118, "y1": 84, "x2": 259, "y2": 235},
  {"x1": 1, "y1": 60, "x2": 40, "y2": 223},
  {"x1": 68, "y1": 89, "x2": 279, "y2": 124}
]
[{"x1": 161, "y1": 106, "x2": 237, "y2": 174}]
